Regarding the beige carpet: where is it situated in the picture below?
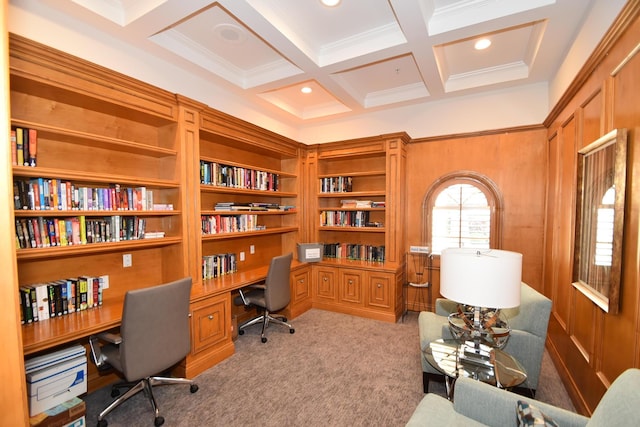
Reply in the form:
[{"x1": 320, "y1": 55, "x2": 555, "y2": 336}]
[{"x1": 83, "y1": 309, "x2": 574, "y2": 426}]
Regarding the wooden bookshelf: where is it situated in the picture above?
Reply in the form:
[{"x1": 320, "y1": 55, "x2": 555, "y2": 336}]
[
  {"x1": 9, "y1": 34, "x2": 189, "y2": 392},
  {"x1": 306, "y1": 134, "x2": 408, "y2": 322}
]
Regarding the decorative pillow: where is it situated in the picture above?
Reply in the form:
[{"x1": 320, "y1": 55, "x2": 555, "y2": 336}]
[{"x1": 516, "y1": 400, "x2": 559, "y2": 427}]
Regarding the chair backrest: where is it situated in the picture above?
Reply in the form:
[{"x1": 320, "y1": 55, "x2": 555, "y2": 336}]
[
  {"x1": 588, "y1": 368, "x2": 640, "y2": 426},
  {"x1": 119, "y1": 277, "x2": 192, "y2": 381},
  {"x1": 264, "y1": 253, "x2": 293, "y2": 312},
  {"x1": 503, "y1": 283, "x2": 552, "y2": 338}
]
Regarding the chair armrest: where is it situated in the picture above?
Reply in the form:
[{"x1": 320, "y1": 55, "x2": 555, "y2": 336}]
[
  {"x1": 97, "y1": 332, "x2": 122, "y2": 345},
  {"x1": 453, "y1": 377, "x2": 588, "y2": 427},
  {"x1": 435, "y1": 298, "x2": 457, "y2": 316}
]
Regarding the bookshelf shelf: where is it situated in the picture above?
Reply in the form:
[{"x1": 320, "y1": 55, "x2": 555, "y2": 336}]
[
  {"x1": 200, "y1": 155, "x2": 296, "y2": 178},
  {"x1": 13, "y1": 166, "x2": 180, "y2": 188},
  {"x1": 201, "y1": 210, "x2": 296, "y2": 216},
  {"x1": 201, "y1": 226, "x2": 298, "y2": 241},
  {"x1": 318, "y1": 170, "x2": 385, "y2": 178},
  {"x1": 14, "y1": 210, "x2": 180, "y2": 217},
  {"x1": 318, "y1": 190, "x2": 386, "y2": 198},
  {"x1": 318, "y1": 207, "x2": 385, "y2": 212},
  {"x1": 319, "y1": 226, "x2": 386, "y2": 233},
  {"x1": 16, "y1": 236, "x2": 182, "y2": 260},
  {"x1": 10, "y1": 119, "x2": 177, "y2": 158},
  {"x1": 200, "y1": 185, "x2": 296, "y2": 198}
]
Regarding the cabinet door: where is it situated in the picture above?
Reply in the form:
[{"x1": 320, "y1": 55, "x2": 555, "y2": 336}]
[
  {"x1": 291, "y1": 267, "x2": 311, "y2": 305},
  {"x1": 314, "y1": 266, "x2": 337, "y2": 302},
  {"x1": 191, "y1": 293, "x2": 230, "y2": 354},
  {"x1": 339, "y1": 268, "x2": 363, "y2": 306},
  {"x1": 366, "y1": 271, "x2": 392, "y2": 309}
]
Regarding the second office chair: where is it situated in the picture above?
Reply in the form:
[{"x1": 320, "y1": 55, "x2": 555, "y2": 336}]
[{"x1": 235, "y1": 252, "x2": 295, "y2": 343}]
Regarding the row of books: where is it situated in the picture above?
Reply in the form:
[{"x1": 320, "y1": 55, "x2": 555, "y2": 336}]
[
  {"x1": 200, "y1": 161, "x2": 280, "y2": 191},
  {"x1": 19, "y1": 275, "x2": 106, "y2": 324},
  {"x1": 202, "y1": 253, "x2": 237, "y2": 279},
  {"x1": 214, "y1": 202, "x2": 283, "y2": 211},
  {"x1": 340, "y1": 199, "x2": 385, "y2": 208},
  {"x1": 201, "y1": 214, "x2": 266, "y2": 235},
  {"x1": 10, "y1": 126, "x2": 38, "y2": 167},
  {"x1": 13, "y1": 179, "x2": 163, "y2": 212},
  {"x1": 320, "y1": 210, "x2": 382, "y2": 228},
  {"x1": 15, "y1": 216, "x2": 156, "y2": 249},
  {"x1": 319, "y1": 176, "x2": 353, "y2": 193},
  {"x1": 323, "y1": 242, "x2": 386, "y2": 262}
]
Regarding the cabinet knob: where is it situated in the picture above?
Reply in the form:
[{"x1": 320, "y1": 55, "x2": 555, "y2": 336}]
[
  {"x1": 377, "y1": 283, "x2": 382, "y2": 288},
  {"x1": 323, "y1": 277, "x2": 328, "y2": 281},
  {"x1": 299, "y1": 279, "x2": 305, "y2": 283},
  {"x1": 348, "y1": 279, "x2": 353, "y2": 284},
  {"x1": 208, "y1": 315, "x2": 214, "y2": 320}
]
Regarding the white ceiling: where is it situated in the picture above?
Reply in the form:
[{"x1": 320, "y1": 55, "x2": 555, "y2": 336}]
[{"x1": 13, "y1": 0, "x2": 603, "y2": 127}]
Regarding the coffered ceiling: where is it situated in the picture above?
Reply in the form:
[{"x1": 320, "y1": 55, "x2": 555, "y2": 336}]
[{"x1": 19, "y1": 0, "x2": 599, "y2": 125}]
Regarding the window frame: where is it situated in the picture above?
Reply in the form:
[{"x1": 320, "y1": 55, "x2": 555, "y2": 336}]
[{"x1": 423, "y1": 171, "x2": 503, "y2": 255}]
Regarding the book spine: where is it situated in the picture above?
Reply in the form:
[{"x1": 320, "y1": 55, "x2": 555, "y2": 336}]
[
  {"x1": 47, "y1": 284, "x2": 56, "y2": 318},
  {"x1": 28, "y1": 128, "x2": 37, "y2": 167},
  {"x1": 35, "y1": 283, "x2": 49, "y2": 321},
  {"x1": 10, "y1": 129, "x2": 17, "y2": 166},
  {"x1": 22, "y1": 126, "x2": 29, "y2": 166},
  {"x1": 16, "y1": 127, "x2": 24, "y2": 166}
]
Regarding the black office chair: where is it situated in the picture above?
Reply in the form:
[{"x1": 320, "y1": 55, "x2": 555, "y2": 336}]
[
  {"x1": 89, "y1": 277, "x2": 198, "y2": 427},
  {"x1": 235, "y1": 253, "x2": 295, "y2": 343}
]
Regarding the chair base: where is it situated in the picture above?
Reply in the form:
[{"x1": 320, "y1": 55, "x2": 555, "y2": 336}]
[
  {"x1": 97, "y1": 375, "x2": 198, "y2": 427},
  {"x1": 238, "y1": 310, "x2": 295, "y2": 343}
]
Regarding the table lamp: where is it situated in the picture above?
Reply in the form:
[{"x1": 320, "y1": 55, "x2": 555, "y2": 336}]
[{"x1": 440, "y1": 248, "x2": 522, "y2": 349}]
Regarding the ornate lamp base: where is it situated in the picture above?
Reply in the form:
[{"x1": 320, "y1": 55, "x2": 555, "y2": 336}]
[{"x1": 447, "y1": 305, "x2": 511, "y2": 348}]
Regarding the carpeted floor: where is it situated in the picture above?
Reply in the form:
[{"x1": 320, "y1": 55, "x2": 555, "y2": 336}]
[{"x1": 83, "y1": 309, "x2": 574, "y2": 426}]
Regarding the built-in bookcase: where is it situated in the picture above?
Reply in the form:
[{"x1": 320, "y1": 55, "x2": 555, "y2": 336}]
[
  {"x1": 9, "y1": 34, "x2": 187, "y2": 357},
  {"x1": 307, "y1": 134, "x2": 408, "y2": 322},
  {"x1": 197, "y1": 110, "x2": 301, "y2": 278}
]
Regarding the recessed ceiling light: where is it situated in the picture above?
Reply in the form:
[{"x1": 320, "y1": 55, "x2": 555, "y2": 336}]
[
  {"x1": 301, "y1": 86, "x2": 313, "y2": 94},
  {"x1": 474, "y1": 38, "x2": 491, "y2": 50},
  {"x1": 321, "y1": 0, "x2": 341, "y2": 7}
]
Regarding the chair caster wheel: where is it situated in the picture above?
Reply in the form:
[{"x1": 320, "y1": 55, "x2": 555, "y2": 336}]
[
  {"x1": 97, "y1": 419, "x2": 108, "y2": 427},
  {"x1": 281, "y1": 317, "x2": 288, "y2": 322},
  {"x1": 290, "y1": 328, "x2": 295, "y2": 334},
  {"x1": 110, "y1": 388, "x2": 120, "y2": 398},
  {"x1": 239, "y1": 330, "x2": 245, "y2": 335},
  {"x1": 154, "y1": 416, "x2": 165, "y2": 426},
  {"x1": 261, "y1": 337, "x2": 267, "y2": 343},
  {"x1": 190, "y1": 384, "x2": 199, "y2": 393}
]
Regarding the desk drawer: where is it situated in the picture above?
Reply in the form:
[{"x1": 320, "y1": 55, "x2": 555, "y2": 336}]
[{"x1": 191, "y1": 293, "x2": 230, "y2": 354}]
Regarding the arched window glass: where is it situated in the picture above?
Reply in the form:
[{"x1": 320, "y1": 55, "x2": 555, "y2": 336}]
[{"x1": 424, "y1": 172, "x2": 502, "y2": 255}]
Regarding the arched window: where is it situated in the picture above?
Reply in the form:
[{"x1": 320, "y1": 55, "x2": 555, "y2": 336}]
[{"x1": 423, "y1": 172, "x2": 503, "y2": 255}]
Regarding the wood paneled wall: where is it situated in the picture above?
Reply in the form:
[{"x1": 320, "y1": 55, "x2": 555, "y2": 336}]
[
  {"x1": 406, "y1": 127, "x2": 548, "y2": 309},
  {"x1": 543, "y1": 2, "x2": 640, "y2": 415}
]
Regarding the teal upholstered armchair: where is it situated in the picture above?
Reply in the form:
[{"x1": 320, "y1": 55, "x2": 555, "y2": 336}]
[
  {"x1": 419, "y1": 282, "x2": 552, "y2": 396},
  {"x1": 406, "y1": 368, "x2": 640, "y2": 427}
]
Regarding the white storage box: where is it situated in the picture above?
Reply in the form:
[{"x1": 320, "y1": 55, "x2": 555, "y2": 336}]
[
  {"x1": 25, "y1": 345, "x2": 87, "y2": 417},
  {"x1": 297, "y1": 243, "x2": 323, "y2": 262}
]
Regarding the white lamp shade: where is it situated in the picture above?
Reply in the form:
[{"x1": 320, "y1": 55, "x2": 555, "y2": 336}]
[{"x1": 440, "y1": 248, "x2": 522, "y2": 308}]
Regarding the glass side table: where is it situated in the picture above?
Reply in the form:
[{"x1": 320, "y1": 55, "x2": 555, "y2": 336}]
[{"x1": 424, "y1": 339, "x2": 527, "y2": 399}]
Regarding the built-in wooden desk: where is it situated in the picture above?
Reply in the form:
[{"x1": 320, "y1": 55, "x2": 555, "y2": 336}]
[{"x1": 21, "y1": 261, "x2": 310, "y2": 390}]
